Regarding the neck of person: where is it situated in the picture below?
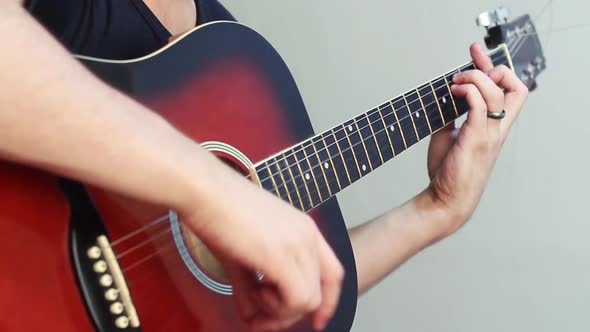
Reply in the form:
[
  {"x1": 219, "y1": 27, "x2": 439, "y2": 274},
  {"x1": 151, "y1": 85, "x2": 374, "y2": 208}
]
[{"x1": 143, "y1": 0, "x2": 197, "y2": 38}]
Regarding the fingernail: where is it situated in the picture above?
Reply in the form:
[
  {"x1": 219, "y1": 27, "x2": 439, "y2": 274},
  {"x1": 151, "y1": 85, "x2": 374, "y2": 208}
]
[{"x1": 452, "y1": 73, "x2": 460, "y2": 82}]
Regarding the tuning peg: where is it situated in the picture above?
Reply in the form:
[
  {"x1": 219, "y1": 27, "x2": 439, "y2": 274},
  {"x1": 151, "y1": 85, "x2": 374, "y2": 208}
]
[{"x1": 476, "y1": 7, "x2": 511, "y2": 28}]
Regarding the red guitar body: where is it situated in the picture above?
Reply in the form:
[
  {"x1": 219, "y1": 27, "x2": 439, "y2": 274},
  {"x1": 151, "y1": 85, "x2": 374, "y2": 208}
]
[{"x1": 0, "y1": 22, "x2": 357, "y2": 332}]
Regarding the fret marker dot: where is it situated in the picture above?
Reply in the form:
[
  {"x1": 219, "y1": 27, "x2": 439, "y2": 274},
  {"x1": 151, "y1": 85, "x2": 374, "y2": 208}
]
[
  {"x1": 415, "y1": 112, "x2": 420, "y2": 118},
  {"x1": 390, "y1": 125, "x2": 395, "y2": 132},
  {"x1": 362, "y1": 164, "x2": 367, "y2": 172},
  {"x1": 348, "y1": 125, "x2": 354, "y2": 132},
  {"x1": 442, "y1": 97, "x2": 447, "y2": 104},
  {"x1": 324, "y1": 162, "x2": 330, "y2": 169},
  {"x1": 305, "y1": 173, "x2": 311, "y2": 181}
]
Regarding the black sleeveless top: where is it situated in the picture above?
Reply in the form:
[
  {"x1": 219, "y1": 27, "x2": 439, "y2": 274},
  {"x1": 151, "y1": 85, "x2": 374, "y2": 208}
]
[{"x1": 27, "y1": 0, "x2": 235, "y2": 60}]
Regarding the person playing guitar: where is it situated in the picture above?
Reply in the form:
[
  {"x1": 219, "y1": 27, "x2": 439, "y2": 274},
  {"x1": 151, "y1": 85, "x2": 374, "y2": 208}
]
[{"x1": 1, "y1": 1, "x2": 531, "y2": 331}]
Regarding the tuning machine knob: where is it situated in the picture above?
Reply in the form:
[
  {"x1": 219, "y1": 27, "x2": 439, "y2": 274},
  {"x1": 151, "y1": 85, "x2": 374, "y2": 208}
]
[{"x1": 476, "y1": 7, "x2": 511, "y2": 28}]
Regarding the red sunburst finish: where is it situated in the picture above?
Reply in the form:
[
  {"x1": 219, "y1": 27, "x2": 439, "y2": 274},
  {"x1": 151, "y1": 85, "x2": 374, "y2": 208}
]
[{"x1": 0, "y1": 22, "x2": 357, "y2": 332}]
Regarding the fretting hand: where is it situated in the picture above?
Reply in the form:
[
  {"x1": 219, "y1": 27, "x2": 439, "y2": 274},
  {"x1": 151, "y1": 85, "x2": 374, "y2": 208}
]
[{"x1": 424, "y1": 42, "x2": 529, "y2": 236}]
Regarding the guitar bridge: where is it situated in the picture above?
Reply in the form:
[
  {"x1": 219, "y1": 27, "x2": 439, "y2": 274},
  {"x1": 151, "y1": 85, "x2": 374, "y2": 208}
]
[
  {"x1": 62, "y1": 179, "x2": 142, "y2": 332},
  {"x1": 87, "y1": 236, "x2": 141, "y2": 329}
]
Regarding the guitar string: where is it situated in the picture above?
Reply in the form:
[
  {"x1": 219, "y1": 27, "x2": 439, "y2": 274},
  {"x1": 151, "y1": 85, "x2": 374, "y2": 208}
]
[
  {"x1": 120, "y1": 14, "x2": 590, "y2": 296},
  {"x1": 253, "y1": 51, "x2": 506, "y2": 174},
  {"x1": 248, "y1": 33, "x2": 530, "y2": 187},
  {"x1": 107, "y1": 34, "x2": 527, "y2": 252},
  {"x1": 114, "y1": 49, "x2": 515, "y2": 264},
  {"x1": 110, "y1": 35, "x2": 537, "y2": 290},
  {"x1": 113, "y1": 72, "x2": 475, "y2": 254},
  {"x1": 117, "y1": 10, "x2": 590, "y2": 299},
  {"x1": 114, "y1": 87, "x2": 469, "y2": 261},
  {"x1": 109, "y1": 215, "x2": 169, "y2": 247},
  {"x1": 110, "y1": 52, "x2": 509, "y2": 255},
  {"x1": 243, "y1": 54, "x2": 514, "y2": 194},
  {"x1": 256, "y1": 27, "x2": 544, "y2": 181}
]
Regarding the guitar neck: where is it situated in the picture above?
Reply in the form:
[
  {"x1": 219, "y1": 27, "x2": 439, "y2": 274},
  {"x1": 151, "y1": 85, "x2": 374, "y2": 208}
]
[{"x1": 254, "y1": 46, "x2": 512, "y2": 212}]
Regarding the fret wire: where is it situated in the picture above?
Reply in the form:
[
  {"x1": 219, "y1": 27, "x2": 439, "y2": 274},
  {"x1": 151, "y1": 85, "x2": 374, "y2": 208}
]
[
  {"x1": 355, "y1": 114, "x2": 382, "y2": 169},
  {"x1": 256, "y1": 53, "x2": 508, "y2": 178},
  {"x1": 378, "y1": 105, "x2": 396, "y2": 156},
  {"x1": 415, "y1": 88, "x2": 433, "y2": 133},
  {"x1": 266, "y1": 163, "x2": 282, "y2": 199},
  {"x1": 342, "y1": 124, "x2": 363, "y2": 176},
  {"x1": 294, "y1": 149, "x2": 321, "y2": 206},
  {"x1": 365, "y1": 112, "x2": 385, "y2": 164},
  {"x1": 264, "y1": 69, "x2": 508, "y2": 207},
  {"x1": 254, "y1": 55, "x2": 511, "y2": 211},
  {"x1": 429, "y1": 81, "x2": 446, "y2": 124},
  {"x1": 254, "y1": 53, "x2": 510, "y2": 193},
  {"x1": 353, "y1": 118, "x2": 374, "y2": 171},
  {"x1": 286, "y1": 102, "x2": 456, "y2": 204},
  {"x1": 368, "y1": 107, "x2": 394, "y2": 161},
  {"x1": 268, "y1": 162, "x2": 295, "y2": 205},
  {"x1": 320, "y1": 134, "x2": 342, "y2": 191},
  {"x1": 292, "y1": 150, "x2": 314, "y2": 210},
  {"x1": 432, "y1": 77, "x2": 456, "y2": 123},
  {"x1": 301, "y1": 142, "x2": 324, "y2": 202},
  {"x1": 311, "y1": 139, "x2": 333, "y2": 197},
  {"x1": 313, "y1": 136, "x2": 341, "y2": 196},
  {"x1": 418, "y1": 85, "x2": 444, "y2": 132},
  {"x1": 331, "y1": 129, "x2": 352, "y2": 184},
  {"x1": 275, "y1": 157, "x2": 299, "y2": 209},
  {"x1": 390, "y1": 100, "x2": 408, "y2": 149},
  {"x1": 282, "y1": 155, "x2": 305, "y2": 211},
  {"x1": 402, "y1": 94, "x2": 420, "y2": 140},
  {"x1": 286, "y1": 103, "x2": 454, "y2": 205},
  {"x1": 257, "y1": 165, "x2": 280, "y2": 196},
  {"x1": 443, "y1": 75, "x2": 459, "y2": 117}
]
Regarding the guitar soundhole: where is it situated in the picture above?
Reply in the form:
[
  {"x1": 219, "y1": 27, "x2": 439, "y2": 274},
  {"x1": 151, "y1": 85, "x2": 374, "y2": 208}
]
[
  {"x1": 181, "y1": 225, "x2": 229, "y2": 280},
  {"x1": 179, "y1": 156, "x2": 246, "y2": 283},
  {"x1": 170, "y1": 141, "x2": 255, "y2": 295}
]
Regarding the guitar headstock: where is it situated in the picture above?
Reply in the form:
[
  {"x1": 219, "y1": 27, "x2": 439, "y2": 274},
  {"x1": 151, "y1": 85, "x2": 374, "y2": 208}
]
[{"x1": 477, "y1": 7, "x2": 547, "y2": 91}]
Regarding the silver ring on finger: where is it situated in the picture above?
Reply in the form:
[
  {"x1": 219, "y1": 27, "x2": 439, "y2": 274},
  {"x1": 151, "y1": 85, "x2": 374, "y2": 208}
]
[{"x1": 487, "y1": 110, "x2": 506, "y2": 120}]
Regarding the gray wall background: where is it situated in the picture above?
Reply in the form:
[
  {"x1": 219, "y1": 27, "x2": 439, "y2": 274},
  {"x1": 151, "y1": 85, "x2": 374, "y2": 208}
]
[{"x1": 221, "y1": 1, "x2": 589, "y2": 331}]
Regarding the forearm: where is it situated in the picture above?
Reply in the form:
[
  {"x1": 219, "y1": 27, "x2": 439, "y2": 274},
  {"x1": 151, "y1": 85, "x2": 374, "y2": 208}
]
[
  {"x1": 349, "y1": 189, "x2": 455, "y2": 295},
  {"x1": 0, "y1": 3, "x2": 228, "y2": 220}
]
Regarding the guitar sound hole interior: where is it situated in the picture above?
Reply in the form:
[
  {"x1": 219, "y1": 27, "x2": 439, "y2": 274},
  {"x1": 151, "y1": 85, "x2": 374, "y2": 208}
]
[
  {"x1": 170, "y1": 141, "x2": 256, "y2": 295},
  {"x1": 178, "y1": 155, "x2": 246, "y2": 283},
  {"x1": 180, "y1": 224, "x2": 228, "y2": 281}
]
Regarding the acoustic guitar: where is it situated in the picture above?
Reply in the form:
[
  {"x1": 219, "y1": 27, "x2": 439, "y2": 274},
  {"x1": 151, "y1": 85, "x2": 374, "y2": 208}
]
[{"x1": 0, "y1": 7, "x2": 546, "y2": 332}]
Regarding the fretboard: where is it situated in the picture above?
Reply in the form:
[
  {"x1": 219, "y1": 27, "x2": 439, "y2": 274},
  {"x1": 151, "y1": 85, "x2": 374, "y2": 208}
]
[{"x1": 254, "y1": 47, "x2": 511, "y2": 212}]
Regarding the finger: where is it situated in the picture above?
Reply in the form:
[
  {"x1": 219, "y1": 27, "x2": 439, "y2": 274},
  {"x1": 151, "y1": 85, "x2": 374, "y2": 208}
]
[
  {"x1": 311, "y1": 235, "x2": 344, "y2": 331},
  {"x1": 225, "y1": 264, "x2": 259, "y2": 322},
  {"x1": 487, "y1": 65, "x2": 529, "y2": 125},
  {"x1": 250, "y1": 283, "x2": 305, "y2": 332},
  {"x1": 488, "y1": 65, "x2": 529, "y2": 93},
  {"x1": 450, "y1": 84, "x2": 487, "y2": 130},
  {"x1": 470, "y1": 42, "x2": 494, "y2": 73},
  {"x1": 453, "y1": 70, "x2": 504, "y2": 113},
  {"x1": 269, "y1": 244, "x2": 321, "y2": 322},
  {"x1": 453, "y1": 70, "x2": 505, "y2": 132},
  {"x1": 260, "y1": 285, "x2": 281, "y2": 313}
]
